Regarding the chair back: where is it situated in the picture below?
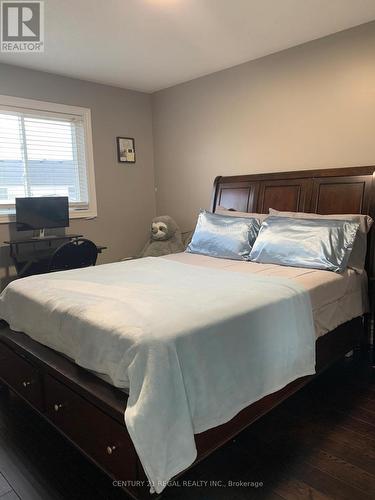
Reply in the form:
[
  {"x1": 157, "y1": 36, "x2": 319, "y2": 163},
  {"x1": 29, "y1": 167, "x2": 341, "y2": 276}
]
[{"x1": 49, "y1": 238, "x2": 98, "y2": 272}]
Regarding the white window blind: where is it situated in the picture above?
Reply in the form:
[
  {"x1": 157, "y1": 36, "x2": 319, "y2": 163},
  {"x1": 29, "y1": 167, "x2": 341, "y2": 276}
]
[{"x1": 0, "y1": 96, "x2": 96, "y2": 221}]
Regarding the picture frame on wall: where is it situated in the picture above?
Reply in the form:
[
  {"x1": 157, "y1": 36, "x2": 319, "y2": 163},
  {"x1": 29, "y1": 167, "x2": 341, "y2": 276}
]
[{"x1": 117, "y1": 137, "x2": 136, "y2": 163}]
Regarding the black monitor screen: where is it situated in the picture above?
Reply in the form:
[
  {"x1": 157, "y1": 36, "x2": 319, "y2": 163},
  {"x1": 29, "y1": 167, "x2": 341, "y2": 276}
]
[{"x1": 16, "y1": 197, "x2": 69, "y2": 231}]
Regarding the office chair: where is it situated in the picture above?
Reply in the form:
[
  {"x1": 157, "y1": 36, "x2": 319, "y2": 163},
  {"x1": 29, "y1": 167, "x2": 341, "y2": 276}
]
[{"x1": 48, "y1": 238, "x2": 98, "y2": 272}]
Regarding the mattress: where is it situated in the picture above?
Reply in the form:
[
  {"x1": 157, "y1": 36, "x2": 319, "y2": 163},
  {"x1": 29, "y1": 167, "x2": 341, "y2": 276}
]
[
  {"x1": 4, "y1": 254, "x2": 366, "y2": 394},
  {"x1": 78, "y1": 253, "x2": 368, "y2": 388},
  {"x1": 162, "y1": 253, "x2": 368, "y2": 338}
]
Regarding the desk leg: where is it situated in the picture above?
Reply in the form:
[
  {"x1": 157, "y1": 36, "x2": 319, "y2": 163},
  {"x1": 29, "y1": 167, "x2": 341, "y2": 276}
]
[{"x1": 17, "y1": 261, "x2": 35, "y2": 279}]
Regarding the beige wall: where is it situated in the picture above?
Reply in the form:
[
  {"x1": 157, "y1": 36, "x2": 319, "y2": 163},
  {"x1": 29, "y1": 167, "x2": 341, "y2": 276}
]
[
  {"x1": 152, "y1": 22, "x2": 375, "y2": 231},
  {"x1": 0, "y1": 63, "x2": 156, "y2": 287}
]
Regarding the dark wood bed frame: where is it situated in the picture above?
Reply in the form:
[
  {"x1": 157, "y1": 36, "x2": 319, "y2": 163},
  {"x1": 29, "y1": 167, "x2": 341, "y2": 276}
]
[{"x1": 0, "y1": 165, "x2": 374, "y2": 499}]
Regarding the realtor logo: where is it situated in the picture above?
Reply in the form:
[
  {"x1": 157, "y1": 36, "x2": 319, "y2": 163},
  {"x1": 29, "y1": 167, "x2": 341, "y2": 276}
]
[{"x1": 1, "y1": 1, "x2": 44, "y2": 52}]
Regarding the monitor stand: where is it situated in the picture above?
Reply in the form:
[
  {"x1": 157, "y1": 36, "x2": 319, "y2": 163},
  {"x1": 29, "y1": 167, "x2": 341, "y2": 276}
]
[{"x1": 31, "y1": 228, "x2": 55, "y2": 240}]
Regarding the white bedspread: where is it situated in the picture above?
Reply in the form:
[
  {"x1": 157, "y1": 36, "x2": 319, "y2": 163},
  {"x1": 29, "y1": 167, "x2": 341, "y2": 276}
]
[{"x1": 0, "y1": 257, "x2": 316, "y2": 493}]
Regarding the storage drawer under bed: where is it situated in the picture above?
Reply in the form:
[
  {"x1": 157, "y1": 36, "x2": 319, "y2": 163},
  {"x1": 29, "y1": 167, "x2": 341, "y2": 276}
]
[
  {"x1": 44, "y1": 374, "x2": 137, "y2": 482},
  {"x1": 0, "y1": 341, "x2": 44, "y2": 411}
]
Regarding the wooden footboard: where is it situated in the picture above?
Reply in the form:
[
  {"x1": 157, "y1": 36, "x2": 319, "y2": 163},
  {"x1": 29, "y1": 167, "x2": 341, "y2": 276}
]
[{"x1": 0, "y1": 317, "x2": 363, "y2": 499}]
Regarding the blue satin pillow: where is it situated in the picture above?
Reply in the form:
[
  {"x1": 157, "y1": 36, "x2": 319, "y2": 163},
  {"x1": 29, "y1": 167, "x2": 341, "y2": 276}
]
[
  {"x1": 249, "y1": 216, "x2": 359, "y2": 272},
  {"x1": 187, "y1": 210, "x2": 260, "y2": 260}
]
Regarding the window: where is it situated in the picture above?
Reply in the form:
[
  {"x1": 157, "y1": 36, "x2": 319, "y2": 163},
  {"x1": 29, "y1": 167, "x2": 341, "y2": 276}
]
[{"x1": 0, "y1": 95, "x2": 97, "y2": 222}]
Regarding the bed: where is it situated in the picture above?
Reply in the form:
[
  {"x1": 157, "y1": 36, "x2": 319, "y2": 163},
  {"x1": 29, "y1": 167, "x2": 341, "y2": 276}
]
[{"x1": 0, "y1": 165, "x2": 374, "y2": 499}]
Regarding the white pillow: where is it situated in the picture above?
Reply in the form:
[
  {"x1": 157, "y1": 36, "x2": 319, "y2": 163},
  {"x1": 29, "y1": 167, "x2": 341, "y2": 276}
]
[
  {"x1": 269, "y1": 208, "x2": 373, "y2": 274},
  {"x1": 216, "y1": 206, "x2": 268, "y2": 222}
]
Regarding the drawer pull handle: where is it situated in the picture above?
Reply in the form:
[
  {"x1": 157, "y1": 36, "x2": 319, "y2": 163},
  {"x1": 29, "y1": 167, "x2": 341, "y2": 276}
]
[
  {"x1": 106, "y1": 445, "x2": 116, "y2": 455},
  {"x1": 22, "y1": 381, "x2": 32, "y2": 388},
  {"x1": 54, "y1": 403, "x2": 63, "y2": 412}
]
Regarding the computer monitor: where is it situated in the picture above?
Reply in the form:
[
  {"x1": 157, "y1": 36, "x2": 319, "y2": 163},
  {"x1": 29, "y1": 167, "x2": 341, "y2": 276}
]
[{"x1": 16, "y1": 196, "x2": 69, "y2": 238}]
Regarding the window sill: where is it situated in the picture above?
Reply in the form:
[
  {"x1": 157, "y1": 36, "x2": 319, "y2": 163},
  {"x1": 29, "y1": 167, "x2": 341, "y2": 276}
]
[{"x1": 0, "y1": 209, "x2": 97, "y2": 224}]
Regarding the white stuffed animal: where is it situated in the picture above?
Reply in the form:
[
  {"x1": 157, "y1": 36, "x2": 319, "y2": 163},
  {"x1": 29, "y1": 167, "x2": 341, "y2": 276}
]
[{"x1": 140, "y1": 215, "x2": 184, "y2": 257}]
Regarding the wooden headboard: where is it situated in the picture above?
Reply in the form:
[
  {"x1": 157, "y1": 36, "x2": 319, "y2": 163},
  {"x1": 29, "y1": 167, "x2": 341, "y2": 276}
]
[{"x1": 211, "y1": 165, "x2": 375, "y2": 276}]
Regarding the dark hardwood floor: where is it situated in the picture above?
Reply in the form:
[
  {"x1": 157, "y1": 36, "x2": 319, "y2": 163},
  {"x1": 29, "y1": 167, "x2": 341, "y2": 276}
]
[{"x1": 0, "y1": 355, "x2": 374, "y2": 500}]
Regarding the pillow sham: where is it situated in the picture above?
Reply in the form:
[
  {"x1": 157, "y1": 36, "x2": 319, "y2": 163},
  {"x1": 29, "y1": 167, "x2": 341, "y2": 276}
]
[
  {"x1": 216, "y1": 206, "x2": 268, "y2": 222},
  {"x1": 187, "y1": 210, "x2": 260, "y2": 260},
  {"x1": 269, "y1": 208, "x2": 373, "y2": 273},
  {"x1": 250, "y1": 216, "x2": 359, "y2": 272}
]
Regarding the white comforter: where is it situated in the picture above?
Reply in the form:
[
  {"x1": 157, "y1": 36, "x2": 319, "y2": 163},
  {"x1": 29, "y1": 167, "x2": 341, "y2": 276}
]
[{"x1": 0, "y1": 257, "x2": 316, "y2": 493}]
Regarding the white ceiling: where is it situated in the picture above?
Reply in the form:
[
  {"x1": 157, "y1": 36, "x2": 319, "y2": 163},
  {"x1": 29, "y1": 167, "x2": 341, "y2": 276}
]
[{"x1": 1, "y1": 0, "x2": 375, "y2": 93}]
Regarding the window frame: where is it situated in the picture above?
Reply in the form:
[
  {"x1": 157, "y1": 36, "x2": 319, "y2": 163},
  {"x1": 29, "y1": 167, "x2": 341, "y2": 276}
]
[{"x1": 0, "y1": 94, "x2": 97, "y2": 223}]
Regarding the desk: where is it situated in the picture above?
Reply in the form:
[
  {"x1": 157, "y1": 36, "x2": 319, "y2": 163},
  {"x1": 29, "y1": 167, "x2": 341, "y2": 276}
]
[{"x1": 4, "y1": 235, "x2": 107, "y2": 278}]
